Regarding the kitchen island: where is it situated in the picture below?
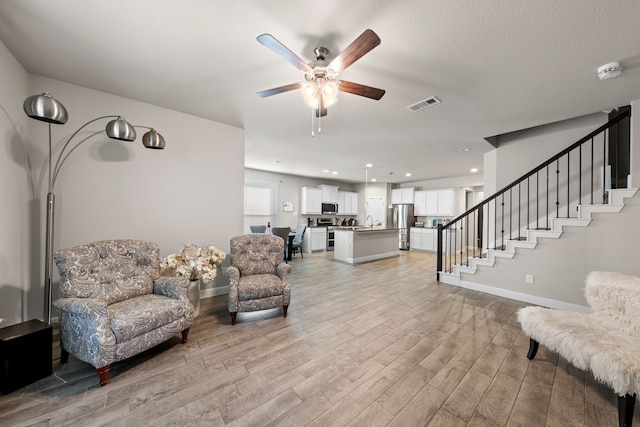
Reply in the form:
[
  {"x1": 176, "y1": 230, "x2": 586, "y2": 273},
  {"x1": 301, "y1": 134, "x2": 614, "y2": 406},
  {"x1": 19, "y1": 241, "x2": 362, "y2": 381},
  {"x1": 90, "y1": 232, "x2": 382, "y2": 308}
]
[{"x1": 333, "y1": 227, "x2": 400, "y2": 265}]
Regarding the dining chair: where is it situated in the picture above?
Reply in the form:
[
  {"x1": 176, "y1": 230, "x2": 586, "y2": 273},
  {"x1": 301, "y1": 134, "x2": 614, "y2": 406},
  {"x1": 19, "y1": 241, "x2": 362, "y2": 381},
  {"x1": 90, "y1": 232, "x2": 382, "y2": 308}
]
[
  {"x1": 249, "y1": 225, "x2": 267, "y2": 233},
  {"x1": 291, "y1": 225, "x2": 306, "y2": 258},
  {"x1": 271, "y1": 227, "x2": 291, "y2": 262}
]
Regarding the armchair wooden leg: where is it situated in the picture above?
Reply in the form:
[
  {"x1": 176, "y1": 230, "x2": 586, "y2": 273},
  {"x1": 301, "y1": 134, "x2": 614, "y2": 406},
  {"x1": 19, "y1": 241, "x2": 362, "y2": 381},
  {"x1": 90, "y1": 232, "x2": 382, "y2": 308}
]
[
  {"x1": 181, "y1": 328, "x2": 190, "y2": 343},
  {"x1": 618, "y1": 393, "x2": 636, "y2": 427},
  {"x1": 527, "y1": 338, "x2": 539, "y2": 360},
  {"x1": 283, "y1": 305, "x2": 289, "y2": 318},
  {"x1": 60, "y1": 346, "x2": 69, "y2": 364},
  {"x1": 230, "y1": 312, "x2": 237, "y2": 325},
  {"x1": 97, "y1": 365, "x2": 110, "y2": 386}
]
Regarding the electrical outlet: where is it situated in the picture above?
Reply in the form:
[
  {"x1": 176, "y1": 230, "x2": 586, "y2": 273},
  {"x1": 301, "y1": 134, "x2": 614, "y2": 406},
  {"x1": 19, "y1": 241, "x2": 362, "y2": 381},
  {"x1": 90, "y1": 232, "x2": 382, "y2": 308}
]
[{"x1": 525, "y1": 274, "x2": 534, "y2": 284}]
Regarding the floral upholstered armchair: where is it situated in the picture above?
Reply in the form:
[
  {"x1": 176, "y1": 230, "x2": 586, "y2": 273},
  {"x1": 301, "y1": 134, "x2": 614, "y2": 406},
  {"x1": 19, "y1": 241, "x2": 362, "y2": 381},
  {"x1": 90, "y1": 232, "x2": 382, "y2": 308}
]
[
  {"x1": 53, "y1": 239, "x2": 194, "y2": 386},
  {"x1": 226, "y1": 234, "x2": 291, "y2": 325}
]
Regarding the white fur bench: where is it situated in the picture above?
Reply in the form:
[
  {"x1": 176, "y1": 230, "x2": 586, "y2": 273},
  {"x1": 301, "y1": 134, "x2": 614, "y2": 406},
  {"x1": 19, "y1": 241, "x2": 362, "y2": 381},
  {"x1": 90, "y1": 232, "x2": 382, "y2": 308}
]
[{"x1": 517, "y1": 271, "x2": 640, "y2": 427}]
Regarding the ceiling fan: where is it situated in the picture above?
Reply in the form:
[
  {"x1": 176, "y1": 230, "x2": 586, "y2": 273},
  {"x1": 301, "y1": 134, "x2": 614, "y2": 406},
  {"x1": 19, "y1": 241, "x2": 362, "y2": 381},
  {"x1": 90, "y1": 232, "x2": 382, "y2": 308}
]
[{"x1": 257, "y1": 29, "x2": 385, "y2": 119}]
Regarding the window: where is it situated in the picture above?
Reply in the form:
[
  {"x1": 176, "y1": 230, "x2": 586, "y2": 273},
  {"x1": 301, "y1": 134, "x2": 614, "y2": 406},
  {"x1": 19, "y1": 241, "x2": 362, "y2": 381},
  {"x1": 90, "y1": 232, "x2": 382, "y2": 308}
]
[{"x1": 244, "y1": 180, "x2": 277, "y2": 233}]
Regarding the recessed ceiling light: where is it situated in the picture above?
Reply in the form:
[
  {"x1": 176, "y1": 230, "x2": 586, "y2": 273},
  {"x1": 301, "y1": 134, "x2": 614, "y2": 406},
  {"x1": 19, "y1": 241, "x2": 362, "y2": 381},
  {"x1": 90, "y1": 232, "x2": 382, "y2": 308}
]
[
  {"x1": 365, "y1": 163, "x2": 373, "y2": 168},
  {"x1": 405, "y1": 173, "x2": 411, "y2": 177},
  {"x1": 459, "y1": 147, "x2": 471, "y2": 152},
  {"x1": 322, "y1": 169, "x2": 331, "y2": 173},
  {"x1": 372, "y1": 178, "x2": 377, "y2": 182},
  {"x1": 470, "y1": 168, "x2": 478, "y2": 173},
  {"x1": 332, "y1": 171, "x2": 338, "y2": 175}
]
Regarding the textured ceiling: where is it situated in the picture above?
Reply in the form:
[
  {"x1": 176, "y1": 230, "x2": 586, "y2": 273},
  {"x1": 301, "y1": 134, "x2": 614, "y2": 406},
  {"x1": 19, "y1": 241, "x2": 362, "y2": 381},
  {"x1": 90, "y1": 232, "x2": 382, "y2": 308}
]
[{"x1": 1, "y1": 0, "x2": 639, "y2": 183}]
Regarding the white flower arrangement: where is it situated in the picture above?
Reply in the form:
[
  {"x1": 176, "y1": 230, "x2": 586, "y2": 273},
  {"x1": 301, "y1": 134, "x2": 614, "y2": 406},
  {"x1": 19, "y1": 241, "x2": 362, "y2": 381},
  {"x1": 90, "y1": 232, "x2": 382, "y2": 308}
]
[{"x1": 160, "y1": 244, "x2": 226, "y2": 282}]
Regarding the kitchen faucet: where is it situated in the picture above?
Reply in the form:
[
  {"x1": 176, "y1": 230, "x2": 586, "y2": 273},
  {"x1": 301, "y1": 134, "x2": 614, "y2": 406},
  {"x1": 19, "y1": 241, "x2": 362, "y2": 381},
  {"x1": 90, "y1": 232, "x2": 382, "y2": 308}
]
[{"x1": 366, "y1": 215, "x2": 373, "y2": 227}]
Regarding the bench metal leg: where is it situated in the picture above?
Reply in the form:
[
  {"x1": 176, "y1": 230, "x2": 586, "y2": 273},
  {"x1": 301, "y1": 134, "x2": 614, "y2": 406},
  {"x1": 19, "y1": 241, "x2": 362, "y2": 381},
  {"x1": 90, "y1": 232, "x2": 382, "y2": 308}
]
[
  {"x1": 526, "y1": 338, "x2": 539, "y2": 360},
  {"x1": 618, "y1": 393, "x2": 636, "y2": 427}
]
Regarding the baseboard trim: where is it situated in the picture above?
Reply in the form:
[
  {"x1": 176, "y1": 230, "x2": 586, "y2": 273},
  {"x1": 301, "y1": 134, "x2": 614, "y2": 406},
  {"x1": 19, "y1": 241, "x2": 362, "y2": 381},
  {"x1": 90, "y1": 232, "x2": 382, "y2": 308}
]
[{"x1": 455, "y1": 279, "x2": 591, "y2": 313}]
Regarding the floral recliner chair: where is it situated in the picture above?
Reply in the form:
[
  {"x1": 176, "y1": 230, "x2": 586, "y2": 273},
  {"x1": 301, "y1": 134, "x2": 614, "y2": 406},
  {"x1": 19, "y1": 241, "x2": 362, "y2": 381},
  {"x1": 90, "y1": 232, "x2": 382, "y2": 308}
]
[
  {"x1": 226, "y1": 234, "x2": 292, "y2": 325},
  {"x1": 53, "y1": 239, "x2": 194, "y2": 386}
]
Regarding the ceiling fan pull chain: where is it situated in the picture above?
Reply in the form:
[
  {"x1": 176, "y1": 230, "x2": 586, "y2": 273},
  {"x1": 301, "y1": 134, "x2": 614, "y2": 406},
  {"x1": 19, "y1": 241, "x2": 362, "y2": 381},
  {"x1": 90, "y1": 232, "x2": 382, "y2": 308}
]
[
  {"x1": 318, "y1": 111, "x2": 322, "y2": 134},
  {"x1": 311, "y1": 107, "x2": 315, "y2": 137}
]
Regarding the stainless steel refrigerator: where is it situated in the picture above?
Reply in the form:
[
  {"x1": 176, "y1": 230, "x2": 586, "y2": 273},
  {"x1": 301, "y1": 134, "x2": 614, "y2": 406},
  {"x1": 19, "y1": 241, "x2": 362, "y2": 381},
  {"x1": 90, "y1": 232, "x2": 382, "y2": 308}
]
[{"x1": 392, "y1": 204, "x2": 415, "y2": 250}]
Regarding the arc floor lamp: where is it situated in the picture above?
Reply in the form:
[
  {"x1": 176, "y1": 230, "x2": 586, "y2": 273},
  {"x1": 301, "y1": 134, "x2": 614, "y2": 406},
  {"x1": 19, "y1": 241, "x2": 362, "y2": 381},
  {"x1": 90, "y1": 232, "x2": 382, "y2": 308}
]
[{"x1": 23, "y1": 92, "x2": 166, "y2": 325}]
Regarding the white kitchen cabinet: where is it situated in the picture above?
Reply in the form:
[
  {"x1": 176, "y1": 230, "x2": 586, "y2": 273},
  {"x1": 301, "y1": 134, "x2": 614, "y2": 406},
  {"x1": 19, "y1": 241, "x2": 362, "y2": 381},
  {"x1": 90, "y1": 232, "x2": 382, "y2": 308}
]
[
  {"x1": 300, "y1": 187, "x2": 322, "y2": 214},
  {"x1": 319, "y1": 185, "x2": 339, "y2": 203},
  {"x1": 302, "y1": 227, "x2": 327, "y2": 253},
  {"x1": 414, "y1": 190, "x2": 437, "y2": 216},
  {"x1": 391, "y1": 187, "x2": 414, "y2": 204},
  {"x1": 415, "y1": 189, "x2": 455, "y2": 216},
  {"x1": 338, "y1": 191, "x2": 358, "y2": 215},
  {"x1": 410, "y1": 227, "x2": 455, "y2": 253},
  {"x1": 410, "y1": 228, "x2": 435, "y2": 251},
  {"x1": 436, "y1": 189, "x2": 454, "y2": 216}
]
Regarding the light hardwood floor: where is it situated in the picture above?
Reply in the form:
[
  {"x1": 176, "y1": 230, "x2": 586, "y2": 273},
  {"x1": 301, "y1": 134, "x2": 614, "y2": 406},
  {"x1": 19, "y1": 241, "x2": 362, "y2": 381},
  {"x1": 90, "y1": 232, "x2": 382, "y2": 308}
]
[{"x1": 0, "y1": 250, "x2": 633, "y2": 426}]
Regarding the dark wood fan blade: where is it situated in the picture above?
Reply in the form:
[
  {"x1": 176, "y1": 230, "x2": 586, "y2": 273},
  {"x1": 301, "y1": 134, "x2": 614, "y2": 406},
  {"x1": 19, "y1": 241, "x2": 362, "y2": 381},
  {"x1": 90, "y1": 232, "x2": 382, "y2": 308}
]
[
  {"x1": 257, "y1": 34, "x2": 312, "y2": 73},
  {"x1": 338, "y1": 80, "x2": 385, "y2": 100},
  {"x1": 257, "y1": 82, "x2": 301, "y2": 98},
  {"x1": 329, "y1": 29, "x2": 381, "y2": 73}
]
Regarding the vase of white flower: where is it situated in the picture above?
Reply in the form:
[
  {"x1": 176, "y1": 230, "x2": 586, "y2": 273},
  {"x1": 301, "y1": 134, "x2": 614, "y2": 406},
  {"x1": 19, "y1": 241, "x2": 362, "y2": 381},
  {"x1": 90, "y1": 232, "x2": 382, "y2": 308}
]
[{"x1": 160, "y1": 244, "x2": 226, "y2": 317}]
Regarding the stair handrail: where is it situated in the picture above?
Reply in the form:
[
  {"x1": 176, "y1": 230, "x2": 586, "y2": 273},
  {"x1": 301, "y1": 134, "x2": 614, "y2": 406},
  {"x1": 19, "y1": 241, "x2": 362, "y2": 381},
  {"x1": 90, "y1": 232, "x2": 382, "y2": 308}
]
[{"x1": 437, "y1": 108, "x2": 631, "y2": 279}]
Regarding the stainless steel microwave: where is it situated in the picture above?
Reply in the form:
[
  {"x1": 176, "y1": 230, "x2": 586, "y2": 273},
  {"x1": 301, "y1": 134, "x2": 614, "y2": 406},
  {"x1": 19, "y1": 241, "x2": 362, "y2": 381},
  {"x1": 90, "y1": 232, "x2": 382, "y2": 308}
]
[{"x1": 321, "y1": 202, "x2": 338, "y2": 214}]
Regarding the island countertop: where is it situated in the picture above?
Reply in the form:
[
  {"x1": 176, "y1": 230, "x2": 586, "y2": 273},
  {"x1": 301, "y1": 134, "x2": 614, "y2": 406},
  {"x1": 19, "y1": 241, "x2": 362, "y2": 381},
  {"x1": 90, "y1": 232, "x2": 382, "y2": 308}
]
[
  {"x1": 334, "y1": 227, "x2": 399, "y2": 233},
  {"x1": 333, "y1": 227, "x2": 400, "y2": 264}
]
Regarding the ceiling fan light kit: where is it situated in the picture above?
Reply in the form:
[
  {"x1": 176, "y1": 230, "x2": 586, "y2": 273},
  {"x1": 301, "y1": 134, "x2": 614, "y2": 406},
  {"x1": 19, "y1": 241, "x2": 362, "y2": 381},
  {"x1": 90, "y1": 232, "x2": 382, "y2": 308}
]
[{"x1": 257, "y1": 29, "x2": 385, "y2": 135}]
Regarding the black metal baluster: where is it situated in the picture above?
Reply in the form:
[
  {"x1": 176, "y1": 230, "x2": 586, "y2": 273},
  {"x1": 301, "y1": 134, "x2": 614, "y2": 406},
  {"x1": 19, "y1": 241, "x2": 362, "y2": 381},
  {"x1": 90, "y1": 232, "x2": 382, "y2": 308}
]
[
  {"x1": 509, "y1": 188, "x2": 513, "y2": 241},
  {"x1": 536, "y1": 172, "x2": 540, "y2": 230},
  {"x1": 527, "y1": 177, "x2": 530, "y2": 230},
  {"x1": 473, "y1": 209, "x2": 477, "y2": 259},
  {"x1": 501, "y1": 194, "x2": 505, "y2": 250},
  {"x1": 579, "y1": 144, "x2": 582, "y2": 207},
  {"x1": 591, "y1": 137, "x2": 594, "y2": 205},
  {"x1": 518, "y1": 183, "x2": 521, "y2": 240},
  {"x1": 465, "y1": 214, "x2": 469, "y2": 266},
  {"x1": 603, "y1": 129, "x2": 607, "y2": 203},
  {"x1": 567, "y1": 152, "x2": 570, "y2": 217},
  {"x1": 546, "y1": 165, "x2": 549, "y2": 228},
  {"x1": 556, "y1": 159, "x2": 560, "y2": 219}
]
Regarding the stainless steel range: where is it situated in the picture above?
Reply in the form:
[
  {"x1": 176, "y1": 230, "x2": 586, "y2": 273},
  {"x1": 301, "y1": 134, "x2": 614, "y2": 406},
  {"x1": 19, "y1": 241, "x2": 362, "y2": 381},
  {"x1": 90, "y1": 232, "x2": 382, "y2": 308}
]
[
  {"x1": 326, "y1": 227, "x2": 335, "y2": 251},
  {"x1": 316, "y1": 218, "x2": 335, "y2": 251}
]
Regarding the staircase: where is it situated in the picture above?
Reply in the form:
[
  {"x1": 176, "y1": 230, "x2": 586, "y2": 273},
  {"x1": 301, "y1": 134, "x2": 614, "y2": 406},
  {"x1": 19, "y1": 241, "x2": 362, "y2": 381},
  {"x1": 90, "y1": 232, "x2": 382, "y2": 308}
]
[
  {"x1": 437, "y1": 108, "x2": 633, "y2": 287},
  {"x1": 438, "y1": 187, "x2": 637, "y2": 286}
]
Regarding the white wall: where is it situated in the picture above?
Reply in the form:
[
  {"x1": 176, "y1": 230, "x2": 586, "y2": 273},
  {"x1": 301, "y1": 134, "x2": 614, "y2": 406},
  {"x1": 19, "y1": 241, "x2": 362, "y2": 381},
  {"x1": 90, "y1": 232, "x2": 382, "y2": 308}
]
[
  {"x1": 493, "y1": 112, "x2": 608, "y2": 189},
  {"x1": 462, "y1": 108, "x2": 639, "y2": 308},
  {"x1": 244, "y1": 168, "x2": 357, "y2": 228},
  {"x1": 0, "y1": 40, "x2": 30, "y2": 326},
  {"x1": 1, "y1": 63, "x2": 245, "y2": 324}
]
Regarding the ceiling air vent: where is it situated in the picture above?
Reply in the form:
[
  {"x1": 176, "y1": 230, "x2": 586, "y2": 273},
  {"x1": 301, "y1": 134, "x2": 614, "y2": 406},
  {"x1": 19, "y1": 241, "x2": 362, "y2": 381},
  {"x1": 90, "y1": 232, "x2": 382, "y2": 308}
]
[{"x1": 406, "y1": 96, "x2": 440, "y2": 112}]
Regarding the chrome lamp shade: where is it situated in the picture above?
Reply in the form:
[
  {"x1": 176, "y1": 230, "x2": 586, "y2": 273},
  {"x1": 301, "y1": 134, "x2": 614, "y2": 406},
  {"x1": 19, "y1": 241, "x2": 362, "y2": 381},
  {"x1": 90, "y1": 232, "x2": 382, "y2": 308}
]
[
  {"x1": 142, "y1": 129, "x2": 165, "y2": 149},
  {"x1": 23, "y1": 92, "x2": 68, "y2": 125},
  {"x1": 106, "y1": 117, "x2": 136, "y2": 141}
]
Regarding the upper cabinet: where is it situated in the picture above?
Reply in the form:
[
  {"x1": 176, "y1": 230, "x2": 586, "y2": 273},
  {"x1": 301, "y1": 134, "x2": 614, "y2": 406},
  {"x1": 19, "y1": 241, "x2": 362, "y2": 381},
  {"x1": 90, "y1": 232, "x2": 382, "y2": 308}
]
[
  {"x1": 338, "y1": 191, "x2": 359, "y2": 215},
  {"x1": 318, "y1": 185, "x2": 339, "y2": 203},
  {"x1": 414, "y1": 188, "x2": 455, "y2": 216},
  {"x1": 391, "y1": 187, "x2": 414, "y2": 204},
  {"x1": 300, "y1": 187, "x2": 322, "y2": 214}
]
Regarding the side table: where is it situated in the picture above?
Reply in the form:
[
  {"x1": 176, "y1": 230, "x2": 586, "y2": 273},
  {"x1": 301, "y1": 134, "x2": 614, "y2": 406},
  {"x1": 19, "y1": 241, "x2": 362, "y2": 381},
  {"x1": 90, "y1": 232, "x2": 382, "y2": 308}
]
[{"x1": 0, "y1": 319, "x2": 52, "y2": 394}]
